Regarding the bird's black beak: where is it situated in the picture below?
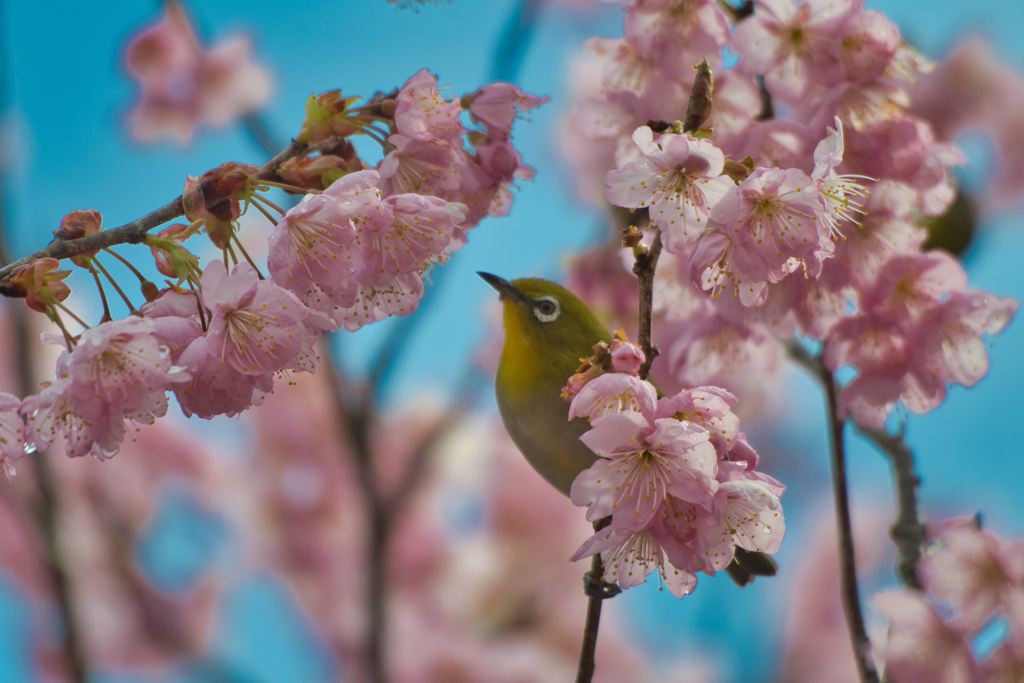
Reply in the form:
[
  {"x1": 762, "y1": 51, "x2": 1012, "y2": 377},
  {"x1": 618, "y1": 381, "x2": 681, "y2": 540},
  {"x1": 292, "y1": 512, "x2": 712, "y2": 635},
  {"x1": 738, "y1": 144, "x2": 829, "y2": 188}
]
[{"x1": 477, "y1": 272, "x2": 526, "y2": 304}]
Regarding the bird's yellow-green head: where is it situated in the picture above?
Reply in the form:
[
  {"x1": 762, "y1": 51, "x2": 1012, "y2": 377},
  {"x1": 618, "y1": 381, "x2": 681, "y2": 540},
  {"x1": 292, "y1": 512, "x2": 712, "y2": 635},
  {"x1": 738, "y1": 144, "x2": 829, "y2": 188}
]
[{"x1": 478, "y1": 273, "x2": 612, "y2": 397}]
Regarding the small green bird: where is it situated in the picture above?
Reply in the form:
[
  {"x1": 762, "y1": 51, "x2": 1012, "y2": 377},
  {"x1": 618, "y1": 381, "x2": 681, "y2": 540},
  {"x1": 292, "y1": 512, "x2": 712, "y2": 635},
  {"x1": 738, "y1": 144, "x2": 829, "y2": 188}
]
[
  {"x1": 478, "y1": 272, "x2": 778, "y2": 587},
  {"x1": 478, "y1": 273, "x2": 609, "y2": 496}
]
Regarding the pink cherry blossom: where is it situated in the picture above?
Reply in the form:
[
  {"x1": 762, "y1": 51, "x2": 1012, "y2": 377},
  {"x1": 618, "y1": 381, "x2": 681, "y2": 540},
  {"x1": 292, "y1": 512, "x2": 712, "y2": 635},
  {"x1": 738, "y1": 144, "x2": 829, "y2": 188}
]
[
  {"x1": 24, "y1": 318, "x2": 186, "y2": 459},
  {"x1": 333, "y1": 271, "x2": 425, "y2": 332},
  {"x1": 689, "y1": 230, "x2": 769, "y2": 306},
  {"x1": 811, "y1": 116, "x2": 870, "y2": 238},
  {"x1": 355, "y1": 193, "x2": 466, "y2": 282},
  {"x1": 125, "y1": 5, "x2": 271, "y2": 143},
  {"x1": 571, "y1": 525, "x2": 697, "y2": 598},
  {"x1": 201, "y1": 261, "x2": 309, "y2": 375},
  {"x1": 655, "y1": 386, "x2": 739, "y2": 455},
  {"x1": 859, "y1": 251, "x2": 966, "y2": 330},
  {"x1": 377, "y1": 134, "x2": 463, "y2": 197},
  {"x1": 567, "y1": 373, "x2": 658, "y2": 422},
  {"x1": 831, "y1": 180, "x2": 924, "y2": 289},
  {"x1": 463, "y1": 83, "x2": 548, "y2": 140},
  {"x1": 392, "y1": 69, "x2": 463, "y2": 142},
  {"x1": 585, "y1": 37, "x2": 657, "y2": 96},
  {"x1": 920, "y1": 518, "x2": 1024, "y2": 631},
  {"x1": 173, "y1": 333, "x2": 274, "y2": 419},
  {"x1": 570, "y1": 411, "x2": 718, "y2": 530},
  {"x1": 610, "y1": 339, "x2": 645, "y2": 375},
  {"x1": 843, "y1": 116, "x2": 964, "y2": 217},
  {"x1": 623, "y1": 0, "x2": 730, "y2": 81},
  {"x1": 730, "y1": 0, "x2": 854, "y2": 104},
  {"x1": 875, "y1": 590, "x2": 976, "y2": 683},
  {"x1": 724, "y1": 167, "x2": 824, "y2": 285},
  {"x1": 0, "y1": 393, "x2": 25, "y2": 479},
  {"x1": 267, "y1": 189, "x2": 360, "y2": 294},
  {"x1": 605, "y1": 126, "x2": 739, "y2": 253}
]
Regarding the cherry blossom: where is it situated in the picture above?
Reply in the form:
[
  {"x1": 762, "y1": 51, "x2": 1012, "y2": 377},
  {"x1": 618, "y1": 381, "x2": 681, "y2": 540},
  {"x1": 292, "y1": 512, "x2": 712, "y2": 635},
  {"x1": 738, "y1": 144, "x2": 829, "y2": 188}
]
[
  {"x1": 201, "y1": 261, "x2": 309, "y2": 376},
  {"x1": 570, "y1": 411, "x2": 718, "y2": 530},
  {"x1": 605, "y1": 126, "x2": 739, "y2": 252},
  {"x1": 875, "y1": 590, "x2": 976, "y2": 683},
  {"x1": 124, "y1": 4, "x2": 271, "y2": 143},
  {"x1": 730, "y1": 0, "x2": 854, "y2": 104},
  {"x1": 919, "y1": 518, "x2": 1024, "y2": 631},
  {"x1": 463, "y1": 83, "x2": 549, "y2": 140},
  {"x1": 0, "y1": 393, "x2": 25, "y2": 479},
  {"x1": 392, "y1": 69, "x2": 463, "y2": 142}
]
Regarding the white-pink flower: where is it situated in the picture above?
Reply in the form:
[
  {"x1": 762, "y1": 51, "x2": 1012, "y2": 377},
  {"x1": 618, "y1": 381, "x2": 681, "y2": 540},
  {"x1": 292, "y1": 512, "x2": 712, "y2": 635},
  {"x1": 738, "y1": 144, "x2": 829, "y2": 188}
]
[
  {"x1": 875, "y1": 590, "x2": 975, "y2": 683},
  {"x1": 463, "y1": 83, "x2": 548, "y2": 140},
  {"x1": 24, "y1": 318, "x2": 186, "y2": 459},
  {"x1": 0, "y1": 394, "x2": 25, "y2": 479},
  {"x1": 202, "y1": 261, "x2": 309, "y2": 375},
  {"x1": 724, "y1": 167, "x2": 824, "y2": 284},
  {"x1": 655, "y1": 386, "x2": 740, "y2": 456},
  {"x1": 567, "y1": 373, "x2": 658, "y2": 422},
  {"x1": 730, "y1": 0, "x2": 854, "y2": 104},
  {"x1": 570, "y1": 411, "x2": 719, "y2": 531},
  {"x1": 124, "y1": 5, "x2": 271, "y2": 143},
  {"x1": 605, "y1": 126, "x2": 739, "y2": 253},
  {"x1": 571, "y1": 525, "x2": 698, "y2": 598},
  {"x1": 392, "y1": 69, "x2": 463, "y2": 142},
  {"x1": 356, "y1": 194, "x2": 467, "y2": 283},
  {"x1": 810, "y1": 117, "x2": 870, "y2": 238},
  {"x1": 919, "y1": 518, "x2": 1024, "y2": 631}
]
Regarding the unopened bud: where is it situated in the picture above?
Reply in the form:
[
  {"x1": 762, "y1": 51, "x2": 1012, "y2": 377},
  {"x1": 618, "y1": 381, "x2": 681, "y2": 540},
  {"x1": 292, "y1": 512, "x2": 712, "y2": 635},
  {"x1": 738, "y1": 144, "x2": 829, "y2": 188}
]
[
  {"x1": 722, "y1": 156, "x2": 755, "y2": 184},
  {"x1": 141, "y1": 280, "x2": 159, "y2": 302},
  {"x1": 684, "y1": 58, "x2": 714, "y2": 134}
]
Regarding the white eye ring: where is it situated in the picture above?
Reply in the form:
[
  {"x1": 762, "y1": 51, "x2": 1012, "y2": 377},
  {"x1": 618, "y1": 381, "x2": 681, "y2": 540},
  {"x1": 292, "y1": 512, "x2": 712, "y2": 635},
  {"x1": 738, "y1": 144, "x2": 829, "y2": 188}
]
[{"x1": 533, "y1": 296, "x2": 560, "y2": 323}]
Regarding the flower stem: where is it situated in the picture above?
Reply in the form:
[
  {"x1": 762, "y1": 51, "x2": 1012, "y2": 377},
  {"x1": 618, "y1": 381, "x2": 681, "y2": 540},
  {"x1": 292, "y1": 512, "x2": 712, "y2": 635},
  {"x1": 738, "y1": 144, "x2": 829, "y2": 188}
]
[
  {"x1": 91, "y1": 257, "x2": 137, "y2": 314},
  {"x1": 857, "y1": 425, "x2": 926, "y2": 589},
  {"x1": 248, "y1": 196, "x2": 281, "y2": 227},
  {"x1": 89, "y1": 266, "x2": 113, "y2": 322},
  {"x1": 102, "y1": 247, "x2": 150, "y2": 284},
  {"x1": 250, "y1": 192, "x2": 287, "y2": 217},
  {"x1": 55, "y1": 301, "x2": 91, "y2": 331},
  {"x1": 232, "y1": 235, "x2": 265, "y2": 280}
]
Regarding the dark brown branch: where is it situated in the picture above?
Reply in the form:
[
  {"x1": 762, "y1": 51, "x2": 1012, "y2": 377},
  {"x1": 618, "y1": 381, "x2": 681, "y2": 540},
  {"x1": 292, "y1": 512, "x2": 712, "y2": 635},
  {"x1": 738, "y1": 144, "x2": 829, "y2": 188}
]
[
  {"x1": 787, "y1": 343, "x2": 879, "y2": 683},
  {"x1": 575, "y1": 517, "x2": 618, "y2": 683},
  {"x1": 857, "y1": 425, "x2": 926, "y2": 589},
  {"x1": 0, "y1": 138, "x2": 309, "y2": 283},
  {"x1": 632, "y1": 230, "x2": 663, "y2": 381}
]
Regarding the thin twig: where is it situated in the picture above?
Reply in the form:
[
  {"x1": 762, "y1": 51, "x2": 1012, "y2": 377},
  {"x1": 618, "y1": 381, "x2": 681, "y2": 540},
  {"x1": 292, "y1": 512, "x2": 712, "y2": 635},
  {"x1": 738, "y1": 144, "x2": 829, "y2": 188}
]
[
  {"x1": 632, "y1": 230, "x2": 663, "y2": 381},
  {"x1": 0, "y1": 139, "x2": 309, "y2": 283},
  {"x1": 857, "y1": 425, "x2": 926, "y2": 589},
  {"x1": 575, "y1": 517, "x2": 617, "y2": 683},
  {"x1": 787, "y1": 342, "x2": 880, "y2": 683}
]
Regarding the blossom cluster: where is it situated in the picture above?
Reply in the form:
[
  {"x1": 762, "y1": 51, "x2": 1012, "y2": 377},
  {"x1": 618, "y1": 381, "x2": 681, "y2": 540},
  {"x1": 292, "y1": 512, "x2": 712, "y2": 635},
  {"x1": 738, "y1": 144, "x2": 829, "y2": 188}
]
[
  {"x1": 564, "y1": 336, "x2": 785, "y2": 597},
  {"x1": 125, "y1": 4, "x2": 272, "y2": 143},
  {"x1": 875, "y1": 518, "x2": 1024, "y2": 682},
  {"x1": 0, "y1": 69, "x2": 545, "y2": 469},
  {"x1": 565, "y1": 0, "x2": 1016, "y2": 428}
]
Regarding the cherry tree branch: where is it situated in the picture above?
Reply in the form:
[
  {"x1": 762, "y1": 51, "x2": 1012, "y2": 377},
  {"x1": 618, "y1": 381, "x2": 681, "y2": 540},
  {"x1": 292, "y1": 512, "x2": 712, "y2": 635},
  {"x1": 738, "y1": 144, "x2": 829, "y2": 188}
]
[
  {"x1": 787, "y1": 342, "x2": 879, "y2": 683},
  {"x1": 856, "y1": 425, "x2": 926, "y2": 589},
  {"x1": 0, "y1": 138, "x2": 310, "y2": 283},
  {"x1": 633, "y1": 230, "x2": 663, "y2": 380}
]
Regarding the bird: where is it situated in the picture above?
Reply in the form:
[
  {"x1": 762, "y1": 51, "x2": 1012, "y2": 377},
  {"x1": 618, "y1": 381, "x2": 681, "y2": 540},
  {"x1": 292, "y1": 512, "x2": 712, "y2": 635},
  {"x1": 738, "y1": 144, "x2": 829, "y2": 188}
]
[{"x1": 478, "y1": 272, "x2": 777, "y2": 587}]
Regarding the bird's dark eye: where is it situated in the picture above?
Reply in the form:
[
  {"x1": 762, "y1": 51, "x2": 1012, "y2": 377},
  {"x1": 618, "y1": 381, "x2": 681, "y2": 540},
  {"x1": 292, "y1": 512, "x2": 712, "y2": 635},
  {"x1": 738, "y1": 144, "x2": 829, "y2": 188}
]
[{"x1": 532, "y1": 296, "x2": 560, "y2": 323}]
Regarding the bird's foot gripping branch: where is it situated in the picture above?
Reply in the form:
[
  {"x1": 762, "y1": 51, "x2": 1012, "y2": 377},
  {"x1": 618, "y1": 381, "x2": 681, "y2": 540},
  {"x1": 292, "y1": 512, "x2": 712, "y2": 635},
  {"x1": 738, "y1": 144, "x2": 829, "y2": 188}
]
[{"x1": 0, "y1": 70, "x2": 546, "y2": 474}]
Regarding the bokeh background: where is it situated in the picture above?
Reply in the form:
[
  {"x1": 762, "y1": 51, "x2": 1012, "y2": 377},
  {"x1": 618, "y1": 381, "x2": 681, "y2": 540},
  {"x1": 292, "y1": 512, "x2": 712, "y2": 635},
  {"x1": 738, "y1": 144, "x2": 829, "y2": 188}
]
[{"x1": 0, "y1": 1, "x2": 1022, "y2": 681}]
